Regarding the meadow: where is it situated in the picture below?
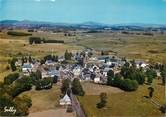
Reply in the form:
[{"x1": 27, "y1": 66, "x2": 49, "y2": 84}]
[
  {"x1": 75, "y1": 32, "x2": 166, "y2": 63},
  {"x1": 79, "y1": 80, "x2": 165, "y2": 117}
]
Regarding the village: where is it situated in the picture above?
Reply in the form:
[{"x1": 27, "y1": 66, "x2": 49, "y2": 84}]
[
  {"x1": 12, "y1": 48, "x2": 154, "y2": 115},
  {"x1": 19, "y1": 49, "x2": 149, "y2": 84}
]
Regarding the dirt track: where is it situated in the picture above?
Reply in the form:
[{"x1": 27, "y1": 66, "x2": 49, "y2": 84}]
[{"x1": 28, "y1": 109, "x2": 76, "y2": 117}]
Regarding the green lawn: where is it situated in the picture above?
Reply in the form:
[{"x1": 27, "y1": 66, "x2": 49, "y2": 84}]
[{"x1": 78, "y1": 80, "x2": 165, "y2": 117}]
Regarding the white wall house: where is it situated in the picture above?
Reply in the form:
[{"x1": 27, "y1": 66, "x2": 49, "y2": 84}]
[
  {"x1": 22, "y1": 63, "x2": 33, "y2": 76},
  {"x1": 73, "y1": 66, "x2": 81, "y2": 76},
  {"x1": 59, "y1": 94, "x2": 71, "y2": 106},
  {"x1": 94, "y1": 77, "x2": 100, "y2": 83}
]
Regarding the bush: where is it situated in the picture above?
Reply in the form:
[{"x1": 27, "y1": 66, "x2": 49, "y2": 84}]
[
  {"x1": 121, "y1": 79, "x2": 139, "y2": 91},
  {"x1": 14, "y1": 95, "x2": 32, "y2": 116},
  {"x1": 160, "y1": 104, "x2": 166, "y2": 113},
  {"x1": 4, "y1": 73, "x2": 19, "y2": 85}
]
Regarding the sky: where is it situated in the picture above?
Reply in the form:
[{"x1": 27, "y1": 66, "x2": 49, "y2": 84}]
[{"x1": 0, "y1": 0, "x2": 166, "y2": 24}]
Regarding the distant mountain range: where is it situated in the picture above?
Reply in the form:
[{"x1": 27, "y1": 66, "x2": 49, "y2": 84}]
[{"x1": 0, "y1": 20, "x2": 166, "y2": 30}]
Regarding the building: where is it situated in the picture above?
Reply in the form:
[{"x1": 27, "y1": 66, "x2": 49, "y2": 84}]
[
  {"x1": 45, "y1": 60, "x2": 55, "y2": 66},
  {"x1": 22, "y1": 63, "x2": 33, "y2": 76},
  {"x1": 72, "y1": 65, "x2": 82, "y2": 76},
  {"x1": 59, "y1": 93, "x2": 71, "y2": 106}
]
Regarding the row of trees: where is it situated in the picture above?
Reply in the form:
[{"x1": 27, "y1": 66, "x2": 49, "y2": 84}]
[
  {"x1": 30, "y1": 70, "x2": 58, "y2": 90},
  {"x1": 29, "y1": 37, "x2": 64, "y2": 44},
  {"x1": 7, "y1": 76, "x2": 32, "y2": 97},
  {"x1": 107, "y1": 60, "x2": 158, "y2": 91},
  {"x1": 7, "y1": 31, "x2": 32, "y2": 36},
  {"x1": 43, "y1": 54, "x2": 58, "y2": 62},
  {"x1": 61, "y1": 78, "x2": 85, "y2": 96}
]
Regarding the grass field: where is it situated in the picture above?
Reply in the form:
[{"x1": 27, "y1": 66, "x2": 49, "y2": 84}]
[
  {"x1": 21, "y1": 84, "x2": 61, "y2": 113},
  {"x1": 0, "y1": 30, "x2": 82, "y2": 81},
  {"x1": 78, "y1": 80, "x2": 165, "y2": 117},
  {"x1": 75, "y1": 33, "x2": 166, "y2": 63}
]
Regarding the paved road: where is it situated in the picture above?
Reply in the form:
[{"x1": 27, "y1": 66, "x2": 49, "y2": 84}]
[
  {"x1": 70, "y1": 92, "x2": 86, "y2": 117},
  {"x1": 68, "y1": 83, "x2": 85, "y2": 117}
]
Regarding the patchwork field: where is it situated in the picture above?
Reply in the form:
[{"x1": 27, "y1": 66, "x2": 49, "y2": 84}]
[
  {"x1": 0, "y1": 30, "x2": 82, "y2": 81},
  {"x1": 75, "y1": 33, "x2": 166, "y2": 63},
  {"x1": 79, "y1": 80, "x2": 165, "y2": 117}
]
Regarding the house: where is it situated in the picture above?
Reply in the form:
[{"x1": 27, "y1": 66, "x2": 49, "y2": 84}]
[
  {"x1": 94, "y1": 77, "x2": 100, "y2": 83},
  {"x1": 15, "y1": 60, "x2": 22, "y2": 67},
  {"x1": 81, "y1": 68, "x2": 92, "y2": 81},
  {"x1": 48, "y1": 69, "x2": 60, "y2": 78},
  {"x1": 41, "y1": 70, "x2": 49, "y2": 78},
  {"x1": 89, "y1": 57, "x2": 97, "y2": 61},
  {"x1": 135, "y1": 60, "x2": 148, "y2": 68},
  {"x1": 59, "y1": 93, "x2": 71, "y2": 106},
  {"x1": 98, "y1": 56, "x2": 110, "y2": 63},
  {"x1": 103, "y1": 67, "x2": 113, "y2": 77},
  {"x1": 72, "y1": 66, "x2": 82, "y2": 76},
  {"x1": 58, "y1": 56, "x2": 65, "y2": 62},
  {"x1": 22, "y1": 63, "x2": 33, "y2": 76},
  {"x1": 45, "y1": 60, "x2": 55, "y2": 66},
  {"x1": 32, "y1": 62, "x2": 40, "y2": 72}
]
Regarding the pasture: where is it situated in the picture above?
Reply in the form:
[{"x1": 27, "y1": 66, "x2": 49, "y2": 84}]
[{"x1": 79, "y1": 80, "x2": 165, "y2": 117}]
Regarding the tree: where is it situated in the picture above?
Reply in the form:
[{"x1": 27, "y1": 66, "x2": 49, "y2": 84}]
[
  {"x1": 111, "y1": 74, "x2": 122, "y2": 87},
  {"x1": 53, "y1": 75, "x2": 58, "y2": 83},
  {"x1": 35, "y1": 78, "x2": 53, "y2": 90},
  {"x1": 36, "y1": 70, "x2": 42, "y2": 80},
  {"x1": 160, "y1": 104, "x2": 166, "y2": 113},
  {"x1": 121, "y1": 79, "x2": 139, "y2": 91},
  {"x1": 134, "y1": 71, "x2": 145, "y2": 85},
  {"x1": 107, "y1": 70, "x2": 115, "y2": 86},
  {"x1": 28, "y1": 56, "x2": 32, "y2": 63},
  {"x1": 64, "y1": 50, "x2": 72, "y2": 60},
  {"x1": 148, "y1": 87, "x2": 154, "y2": 98},
  {"x1": 14, "y1": 95, "x2": 32, "y2": 116},
  {"x1": 61, "y1": 79, "x2": 70, "y2": 94},
  {"x1": 146, "y1": 68, "x2": 157, "y2": 84},
  {"x1": 147, "y1": 76, "x2": 153, "y2": 84},
  {"x1": 97, "y1": 92, "x2": 107, "y2": 109},
  {"x1": 107, "y1": 70, "x2": 114, "y2": 78},
  {"x1": 72, "y1": 78, "x2": 85, "y2": 96},
  {"x1": 4, "y1": 73, "x2": 19, "y2": 85},
  {"x1": 10, "y1": 58, "x2": 17, "y2": 71},
  {"x1": 161, "y1": 67, "x2": 166, "y2": 85}
]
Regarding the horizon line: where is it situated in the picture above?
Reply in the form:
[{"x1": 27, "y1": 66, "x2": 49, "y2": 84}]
[{"x1": 1, "y1": 19, "x2": 166, "y2": 26}]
